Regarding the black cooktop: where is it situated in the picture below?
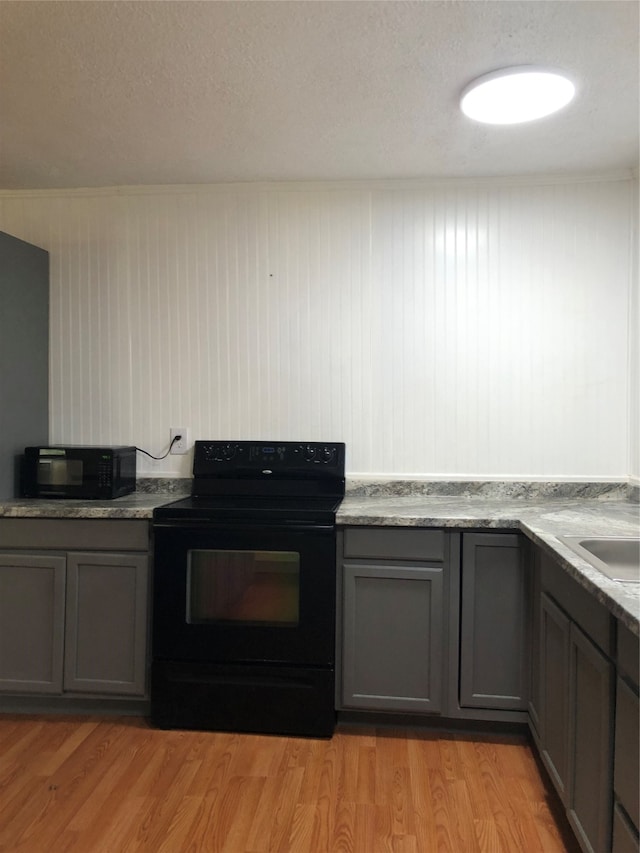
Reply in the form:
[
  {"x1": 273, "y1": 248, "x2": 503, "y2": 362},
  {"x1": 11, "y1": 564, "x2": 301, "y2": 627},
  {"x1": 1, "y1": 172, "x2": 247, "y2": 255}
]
[
  {"x1": 153, "y1": 494, "x2": 342, "y2": 525},
  {"x1": 154, "y1": 440, "x2": 345, "y2": 525}
]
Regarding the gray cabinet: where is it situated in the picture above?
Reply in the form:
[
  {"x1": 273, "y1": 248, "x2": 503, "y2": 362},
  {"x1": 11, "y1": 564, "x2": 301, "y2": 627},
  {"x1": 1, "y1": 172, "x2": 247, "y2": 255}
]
[
  {"x1": 64, "y1": 552, "x2": 149, "y2": 695},
  {"x1": 339, "y1": 527, "x2": 531, "y2": 721},
  {"x1": 0, "y1": 553, "x2": 65, "y2": 692},
  {"x1": 339, "y1": 528, "x2": 448, "y2": 714},
  {"x1": 528, "y1": 542, "x2": 542, "y2": 738},
  {"x1": 540, "y1": 591, "x2": 571, "y2": 800},
  {"x1": 342, "y1": 562, "x2": 444, "y2": 712},
  {"x1": 613, "y1": 676, "x2": 639, "y2": 853},
  {"x1": 537, "y1": 549, "x2": 615, "y2": 853},
  {"x1": 567, "y1": 621, "x2": 613, "y2": 853},
  {"x1": 0, "y1": 231, "x2": 49, "y2": 499},
  {"x1": 613, "y1": 621, "x2": 640, "y2": 853},
  {"x1": 0, "y1": 519, "x2": 150, "y2": 703},
  {"x1": 459, "y1": 532, "x2": 528, "y2": 711}
]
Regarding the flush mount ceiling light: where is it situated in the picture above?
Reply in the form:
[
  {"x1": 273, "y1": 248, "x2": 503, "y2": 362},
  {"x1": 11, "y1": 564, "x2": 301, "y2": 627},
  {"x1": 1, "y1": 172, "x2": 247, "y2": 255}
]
[{"x1": 460, "y1": 66, "x2": 576, "y2": 125}]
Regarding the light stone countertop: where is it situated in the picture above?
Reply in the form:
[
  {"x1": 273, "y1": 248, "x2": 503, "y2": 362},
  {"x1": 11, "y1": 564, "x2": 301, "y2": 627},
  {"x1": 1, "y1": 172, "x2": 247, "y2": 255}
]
[
  {"x1": 338, "y1": 495, "x2": 640, "y2": 635},
  {"x1": 0, "y1": 493, "x2": 176, "y2": 520},
  {"x1": 1, "y1": 488, "x2": 638, "y2": 634}
]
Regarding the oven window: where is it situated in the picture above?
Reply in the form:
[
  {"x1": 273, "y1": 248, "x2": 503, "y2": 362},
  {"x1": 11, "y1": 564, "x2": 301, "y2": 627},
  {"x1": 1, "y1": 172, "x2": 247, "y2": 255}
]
[{"x1": 187, "y1": 549, "x2": 300, "y2": 626}]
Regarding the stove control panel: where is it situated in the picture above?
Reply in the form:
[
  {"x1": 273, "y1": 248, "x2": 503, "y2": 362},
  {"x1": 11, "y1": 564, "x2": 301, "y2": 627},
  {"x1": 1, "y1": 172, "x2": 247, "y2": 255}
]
[{"x1": 193, "y1": 440, "x2": 345, "y2": 477}]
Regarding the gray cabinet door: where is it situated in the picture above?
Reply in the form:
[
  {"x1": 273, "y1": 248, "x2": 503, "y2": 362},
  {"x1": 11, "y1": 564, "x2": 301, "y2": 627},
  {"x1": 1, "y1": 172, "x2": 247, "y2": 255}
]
[
  {"x1": 459, "y1": 533, "x2": 528, "y2": 710},
  {"x1": 528, "y1": 544, "x2": 542, "y2": 736},
  {"x1": 0, "y1": 553, "x2": 65, "y2": 693},
  {"x1": 614, "y1": 676, "x2": 639, "y2": 836},
  {"x1": 342, "y1": 562, "x2": 443, "y2": 713},
  {"x1": 612, "y1": 803, "x2": 640, "y2": 853},
  {"x1": 567, "y1": 622, "x2": 613, "y2": 853},
  {"x1": 540, "y1": 591, "x2": 571, "y2": 803},
  {"x1": 64, "y1": 552, "x2": 148, "y2": 696}
]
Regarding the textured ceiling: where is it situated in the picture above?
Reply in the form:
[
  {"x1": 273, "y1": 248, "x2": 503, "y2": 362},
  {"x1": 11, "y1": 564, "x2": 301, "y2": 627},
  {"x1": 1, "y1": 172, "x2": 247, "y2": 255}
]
[{"x1": 0, "y1": 0, "x2": 638, "y2": 190}]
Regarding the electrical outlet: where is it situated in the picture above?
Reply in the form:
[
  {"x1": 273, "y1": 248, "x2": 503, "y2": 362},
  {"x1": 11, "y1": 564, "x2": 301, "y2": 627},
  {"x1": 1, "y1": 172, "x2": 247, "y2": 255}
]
[{"x1": 170, "y1": 427, "x2": 190, "y2": 455}]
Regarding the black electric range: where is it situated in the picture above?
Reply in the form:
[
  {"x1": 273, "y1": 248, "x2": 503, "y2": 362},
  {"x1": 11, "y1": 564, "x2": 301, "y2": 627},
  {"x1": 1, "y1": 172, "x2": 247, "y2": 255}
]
[{"x1": 151, "y1": 440, "x2": 345, "y2": 738}]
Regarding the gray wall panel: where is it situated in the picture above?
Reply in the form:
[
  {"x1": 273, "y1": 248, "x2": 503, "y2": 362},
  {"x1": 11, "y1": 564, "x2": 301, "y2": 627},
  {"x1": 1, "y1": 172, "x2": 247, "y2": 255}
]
[{"x1": 0, "y1": 231, "x2": 49, "y2": 499}]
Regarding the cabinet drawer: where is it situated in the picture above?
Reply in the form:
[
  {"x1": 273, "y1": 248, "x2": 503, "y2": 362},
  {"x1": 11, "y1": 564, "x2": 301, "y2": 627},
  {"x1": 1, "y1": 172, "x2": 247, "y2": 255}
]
[
  {"x1": 541, "y1": 551, "x2": 613, "y2": 656},
  {"x1": 0, "y1": 519, "x2": 149, "y2": 552},
  {"x1": 343, "y1": 527, "x2": 444, "y2": 561}
]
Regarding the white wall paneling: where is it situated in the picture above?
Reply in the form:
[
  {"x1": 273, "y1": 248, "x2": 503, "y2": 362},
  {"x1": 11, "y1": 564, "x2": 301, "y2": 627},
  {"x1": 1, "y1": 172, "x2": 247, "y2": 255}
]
[{"x1": 0, "y1": 177, "x2": 635, "y2": 479}]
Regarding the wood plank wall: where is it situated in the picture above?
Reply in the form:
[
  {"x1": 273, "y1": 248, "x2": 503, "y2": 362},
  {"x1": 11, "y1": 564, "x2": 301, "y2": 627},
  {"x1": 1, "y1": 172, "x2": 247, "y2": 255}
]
[{"x1": 0, "y1": 176, "x2": 635, "y2": 480}]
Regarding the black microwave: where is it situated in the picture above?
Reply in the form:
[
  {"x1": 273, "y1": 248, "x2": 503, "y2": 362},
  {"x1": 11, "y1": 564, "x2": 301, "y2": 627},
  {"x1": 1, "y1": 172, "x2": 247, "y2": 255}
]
[{"x1": 22, "y1": 445, "x2": 136, "y2": 499}]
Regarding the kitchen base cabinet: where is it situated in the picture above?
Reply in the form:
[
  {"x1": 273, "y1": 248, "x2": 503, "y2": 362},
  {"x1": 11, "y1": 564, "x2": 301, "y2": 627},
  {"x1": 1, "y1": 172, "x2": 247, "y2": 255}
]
[
  {"x1": 338, "y1": 528, "x2": 532, "y2": 723},
  {"x1": 338, "y1": 528, "x2": 449, "y2": 715},
  {"x1": 459, "y1": 532, "x2": 528, "y2": 711},
  {"x1": 0, "y1": 553, "x2": 65, "y2": 692},
  {"x1": 0, "y1": 519, "x2": 150, "y2": 708},
  {"x1": 535, "y1": 549, "x2": 616, "y2": 853}
]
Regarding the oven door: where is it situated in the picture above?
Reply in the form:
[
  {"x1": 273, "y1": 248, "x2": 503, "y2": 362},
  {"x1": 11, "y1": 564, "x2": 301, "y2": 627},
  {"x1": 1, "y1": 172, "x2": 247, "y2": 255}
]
[{"x1": 152, "y1": 521, "x2": 336, "y2": 667}]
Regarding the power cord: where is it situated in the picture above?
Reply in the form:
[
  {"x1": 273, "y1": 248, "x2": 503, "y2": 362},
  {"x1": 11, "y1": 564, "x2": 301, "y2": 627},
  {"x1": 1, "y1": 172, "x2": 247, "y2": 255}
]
[{"x1": 135, "y1": 435, "x2": 181, "y2": 460}]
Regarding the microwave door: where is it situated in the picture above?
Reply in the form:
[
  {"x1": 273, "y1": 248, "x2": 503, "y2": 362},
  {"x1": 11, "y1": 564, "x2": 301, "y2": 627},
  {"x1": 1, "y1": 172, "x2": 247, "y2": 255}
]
[
  {"x1": 38, "y1": 458, "x2": 56, "y2": 485},
  {"x1": 38, "y1": 458, "x2": 83, "y2": 486}
]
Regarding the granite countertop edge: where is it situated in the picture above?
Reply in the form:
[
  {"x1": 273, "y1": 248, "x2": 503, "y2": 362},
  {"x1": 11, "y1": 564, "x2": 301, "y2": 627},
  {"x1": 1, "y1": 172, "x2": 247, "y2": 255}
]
[{"x1": 0, "y1": 492, "x2": 638, "y2": 635}]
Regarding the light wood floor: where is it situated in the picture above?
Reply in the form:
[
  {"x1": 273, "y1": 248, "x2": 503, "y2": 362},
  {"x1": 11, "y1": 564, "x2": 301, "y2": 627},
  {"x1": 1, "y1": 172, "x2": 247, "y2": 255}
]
[{"x1": 0, "y1": 715, "x2": 579, "y2": 853}]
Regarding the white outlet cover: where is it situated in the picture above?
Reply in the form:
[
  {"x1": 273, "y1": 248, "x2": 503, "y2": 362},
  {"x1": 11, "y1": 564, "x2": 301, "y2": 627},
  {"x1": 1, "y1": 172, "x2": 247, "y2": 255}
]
[{"x1": 170, "y1": 427, "x2": 190, "y2": 454}]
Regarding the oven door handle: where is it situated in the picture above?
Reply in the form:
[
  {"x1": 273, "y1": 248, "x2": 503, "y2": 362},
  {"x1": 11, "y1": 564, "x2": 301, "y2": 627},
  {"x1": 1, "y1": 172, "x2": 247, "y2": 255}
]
[{"x1": 153, "y1": 520, "x2": 336, "y2": 534}]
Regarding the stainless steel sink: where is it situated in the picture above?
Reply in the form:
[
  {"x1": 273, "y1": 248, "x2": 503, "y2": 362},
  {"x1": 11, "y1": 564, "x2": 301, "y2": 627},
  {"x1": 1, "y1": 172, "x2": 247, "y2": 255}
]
[{"x1": 559, "y1": 536, "x2": 640, "y2": 583}]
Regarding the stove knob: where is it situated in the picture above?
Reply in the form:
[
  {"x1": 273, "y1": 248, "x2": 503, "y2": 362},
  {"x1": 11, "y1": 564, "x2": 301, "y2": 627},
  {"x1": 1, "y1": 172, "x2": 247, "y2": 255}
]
[
  {"x1": 320, "y1": 446, "x2": 335, "y2": 463},
  {"x1": 221, "y1": 443, "x2": 236, "y2": 461},
  {"x1": 304, "y1": 445, "x2": 316, "y2": 462}
]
